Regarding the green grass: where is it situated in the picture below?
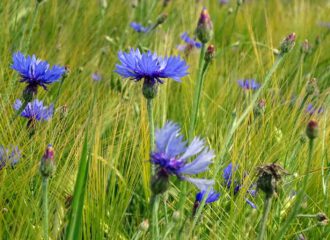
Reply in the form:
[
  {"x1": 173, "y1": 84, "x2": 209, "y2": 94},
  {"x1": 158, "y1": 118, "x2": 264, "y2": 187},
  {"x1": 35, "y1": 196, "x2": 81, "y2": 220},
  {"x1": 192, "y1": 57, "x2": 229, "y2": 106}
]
[{"x1": 0, "y1": 0, "x2": 329, "y2": 239}]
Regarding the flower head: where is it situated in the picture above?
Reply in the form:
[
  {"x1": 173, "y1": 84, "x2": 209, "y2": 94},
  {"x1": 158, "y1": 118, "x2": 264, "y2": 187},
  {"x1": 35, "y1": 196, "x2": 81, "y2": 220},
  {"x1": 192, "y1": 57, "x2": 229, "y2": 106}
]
[
  {"x1": 195, "y1": 7, "x2": 213, "y2": 43},
  {"x1": 130, "y1": 22, "x2": 150, "y2": 33},
  {"x1": 237, "y1": 79, "x2": 260, "y2": 90},
  {"x1": 115, "y1": 48, "x2": 189, "y2": 84},
  {"x1": 178, "y1": 32, "x2": 202, "y2": 52},
  {"x1": 14, "y1": 99, "x2": 54, "y2": 122},
  {"x1": 0, "y1": 146, "x2": 21, "y2": 170},
  {"x1": 40, "y1": 144, "x2": 55, "y2": 177},
  {"x1": 12, "y1": 52, "x2": 66, "y2": 93},
  {"x1": 150, "y1": 121, "x2": 214, "y2": 194},
  {"x1": 91, "y1": 72, "x2": 102, "y2": 81},
  {"x1": 223, "y1": 163, "x2": 257, "y2": 208},
  {"x1": 192, "y1": 178, "x2": 219, "y2": 215},
  {"x1": 306, "y1": 104, "x2": 324, "y2": 115},
  {"x1": 256, "y1": 163, "x2": 288, "y2": 198}
]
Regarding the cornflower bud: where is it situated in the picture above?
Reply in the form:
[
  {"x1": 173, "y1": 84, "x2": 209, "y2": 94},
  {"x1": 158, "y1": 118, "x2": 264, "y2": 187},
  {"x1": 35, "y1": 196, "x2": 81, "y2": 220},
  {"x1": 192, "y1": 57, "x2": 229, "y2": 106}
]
[
  {"x1": 40, "y1": 145, "x2": 55, "y2": 178},
  {"x1": 280, "y1": 32, "x2": 296, "y2": 54},
  {"x1": 204, "y1": 44, "x2": 215, "y2": 62},
  {"x1": 306, "y1": 120, "x2": 318, "y2": 140},
  {"x1": 195, "y1": 8, "x2": 213, "y2": 44}
]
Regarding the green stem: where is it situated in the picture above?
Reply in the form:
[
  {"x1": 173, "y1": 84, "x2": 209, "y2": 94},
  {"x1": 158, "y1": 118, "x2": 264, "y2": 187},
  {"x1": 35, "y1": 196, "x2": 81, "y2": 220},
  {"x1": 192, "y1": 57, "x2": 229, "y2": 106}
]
[
  {"x1": 276, "y1": 139, "x2": 314, "y2": 239},
  {"x1": 227, "y1": 4, "x2": 239, "y2": 45},
  {"x1": 147, "y1": 98, "x2": 159, "y2": 240},
  {"x1": 42, "y1": 177, "x2": 49, "y2": 240},
  {"x1": 258, "y1": 196, "x2": 273, "y2": 240},
  {"x1": 151, "y1": 194, "x2": 160, "y2": 240},
  {"x1": 188, "y1": 44, "x2": 206, "y2": 141},
  {"x1": 147, "y1": 98, "x2": 155, "y2": 173},
  {"x1": 24, "y1": 3, "x2": 40, "y2": 51}
]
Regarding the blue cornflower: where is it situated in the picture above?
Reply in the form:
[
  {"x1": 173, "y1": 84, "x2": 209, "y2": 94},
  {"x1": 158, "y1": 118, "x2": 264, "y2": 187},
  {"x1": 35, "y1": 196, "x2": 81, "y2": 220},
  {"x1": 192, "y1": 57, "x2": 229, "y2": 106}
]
[
  {"x1": 12, "y1": 52, "x2": 66, "y2": 94},
  {"x1": 130, "y1": 22, "x2": 150, "y2": 33},
  {"x1": 219, "y1": 0, "x2": 229, "y2": 5},
  {"x1": 150, "y1": 121, "x2": 215, "y2": 194},
  {"x1": 91, "y1": 72, "x2": 102, "y2": 81},
  {"x1": 14, "y1": 99, "x2": 54, "y2": 122},
  {"x1": 0, "y1": 146, "x2": 21, "y2": 170},
  {"x1": 192, "y1": 178, "x2": 220, "y2": 215},
  {"x1": 306, "y1": 104, "x2": 324, "y2": 115},
  {"x1": 223, "y1": 163, "x2": 256, "y2": 208},
  {"x1": 177, "y1": 32, "x2": 202, "y2": 52},
  {"x1": 237, "y1": 79, "x2": 260, "y2": 90},
  {"x1": 115, "y1": 48, "x2": 189, "y2": 84}
]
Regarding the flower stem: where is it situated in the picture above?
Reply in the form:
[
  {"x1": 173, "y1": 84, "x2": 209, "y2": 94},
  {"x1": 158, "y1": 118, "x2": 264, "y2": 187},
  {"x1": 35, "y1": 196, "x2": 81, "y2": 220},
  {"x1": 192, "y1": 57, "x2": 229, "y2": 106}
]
[
  {"x1": 147, "y1": 98, "x2": 159, "y2": 240},
  {"x1": 147, "y1": 98, "x2": 155, "y2": 174},
  {"x1": 188, "y1": 44, "x2": 206, "y2": 141},
  {"x1": 42, "y1": 177, "x2": 49, "y2": 240},
  {"x1": 276, "y1": 139, "x2": 314, "y2": 239},
  {"x1": 258, "y1": 196, "x2": 273, "y2": 240}
]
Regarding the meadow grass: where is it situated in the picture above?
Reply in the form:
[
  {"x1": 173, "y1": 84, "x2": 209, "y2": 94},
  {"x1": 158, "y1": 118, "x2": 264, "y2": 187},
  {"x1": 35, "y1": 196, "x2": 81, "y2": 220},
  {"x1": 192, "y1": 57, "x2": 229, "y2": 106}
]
[{"x1": 0, "y1": 0, "x2": 329, "y2": 239}]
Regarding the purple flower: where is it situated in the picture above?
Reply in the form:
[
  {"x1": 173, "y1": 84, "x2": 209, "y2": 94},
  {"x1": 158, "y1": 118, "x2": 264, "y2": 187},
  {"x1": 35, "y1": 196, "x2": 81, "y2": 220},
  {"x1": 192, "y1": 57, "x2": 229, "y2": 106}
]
[
  {"x1": 130, "y1": 22, "x2": 150, "y2": 33},
  {"x1": 91, "y1": 72, "x2": 102, "y2": 81},
  {"x1": 178, "y1": 32, "x2": 202, "y2": 51},
  {"x1": 223, "y1": 163, "x2": 256, "y2": 208},
  {"x1": 195, "y1": 189, "x2": 220, "y2": 204},
  {"x1": 319, "y1": 22, "x2": 330, "y2": 29},
  {"x1": 11, "y1": 52, "x2": 66, "y2": 90},
  {"x1": 115, "y1": 48, "x2": 189, "y2": 85},
  {"x1": 152, "y1": 121, "x2": 214, "y2": 181},
  {"x1": 219, "y1": 0, "x2": 229, "y2": 4},
  {"x1": 306, "y1": 104, "x2": 324, "y2": 115},
  {"x1": 14, "y1": 99, "x2": 54, "y2": 121},
  {"x1": 0, "y1": 146, "x2": 21, "y2": 170},
  {"x1": 237, "y1": 79, "x2": 260, "y2": 90}
]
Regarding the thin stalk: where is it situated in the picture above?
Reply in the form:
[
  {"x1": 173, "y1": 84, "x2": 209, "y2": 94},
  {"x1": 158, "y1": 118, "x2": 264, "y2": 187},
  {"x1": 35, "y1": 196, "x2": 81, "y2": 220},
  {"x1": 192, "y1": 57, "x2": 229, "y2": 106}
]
[
  {"x1": 276, "y1": 139, "x2": 314, "y2": 239},
  {"x1": 147, "y1": 98, "x2": 159, "y2": 240},
  {"x1": 147, "y1": 98, "x2": 155, "y2": 174},
  {"x1": 226, "y1": 4, "x2": 239, "y2": 45},
  {"x1": 188, "y1": 44, "x2": 206, "y2": 141},
  {"x1": 258, "y1": 196, "x2": 273, "y2": 240},
  {"x1": 23, "y1": 3, "x2": 40, "y2": 51},
  {"x1": 177, "y1": 45, "x2": 207, "y2": 224},
  {"x1": 151, "y1": 194, "x2": 160, "y2": 240},
  {"x1": 42, "y1": 177, "x2": 49, "y2": 240}
]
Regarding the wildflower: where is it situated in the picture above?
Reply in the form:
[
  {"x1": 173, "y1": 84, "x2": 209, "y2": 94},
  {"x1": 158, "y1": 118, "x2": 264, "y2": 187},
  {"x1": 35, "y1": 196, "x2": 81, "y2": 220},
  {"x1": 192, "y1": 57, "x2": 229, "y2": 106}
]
[
  {"x1": 319, "y1": 22, "x2": 330, "y2": 30},
  {"x1": 204, "y1": 44, "x2": 215, "y2": 62},
  {"x1": 223, "y1": 163, "x2": 256, "y2": 208},
  {"x1": 130, "y1": 22, "x2": 150, "y2": 33},
  {"x1": 11, "y1": 52, "x2": 66, "y2": 101},
  {"x1": 195, "y1": 8, "x2": 213, "y2": 44},
  {"x1": 256, "y1": 163, "x2": 288, "y2": 198},
  {"x1": 0, "y1": 146, "x2": 8, "y2": 170},
  {"x1": 306, "y1": 104, "x2": 324, "y2": 115},
  {"x1": 14, "y1": 99, "x2": 54, "y2": 126},
  {"x1": 91, "y1": 72, "x2": 102, "y2": 81},
  {"x1": 306, "y1": 78, "x2": 319, "y2": 96},
  {"x1": 219, "y1": 0, "x2": 229, "y2": 5},
  {"x1": 139, "y1": 219, "x2": 149, "y2": 231},
  {"x1": 279, "y1": 32, "x2": 296, "y2": 54},
  {"x1": 0, "y1": 146, "x2": 20, "y2": 170},
  {"x1": 115, "y1": 48, "x2": 188, "y2": 99},
  {"x1": 301, "y1": 39, "x2": 312, "y2": 55},
  {"x1": 306, "y1": 120, "x2": 318, "y2": 139},
  {"x1": 150, "y1": 121, "x2": 215, "y2": 194},
  {"x1": 40, "y1": 144, "x2": 55, "y2": 177},
  {"x1": 237, "y1": 79, "x2": 260, "y2": 90},
  {"x1": 316, "y1": 212, "x2": 328, "y2": 226},
  {"x1": 254, "y1": 99, "x2": 266, "y2": 116},
  {"x1": 178, "y1": 32, "x2": 202, "y2": 52},
  {"x1": 193, "y1": 188, "x2": 220, "y2": 216}
]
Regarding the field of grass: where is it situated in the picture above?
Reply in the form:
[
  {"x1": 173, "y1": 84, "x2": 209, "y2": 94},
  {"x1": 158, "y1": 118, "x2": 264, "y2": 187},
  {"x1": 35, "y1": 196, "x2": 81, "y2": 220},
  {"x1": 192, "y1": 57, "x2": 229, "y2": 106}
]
[{"x1": 0, "y1": 0, "x2": 329, "y2": 239}]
